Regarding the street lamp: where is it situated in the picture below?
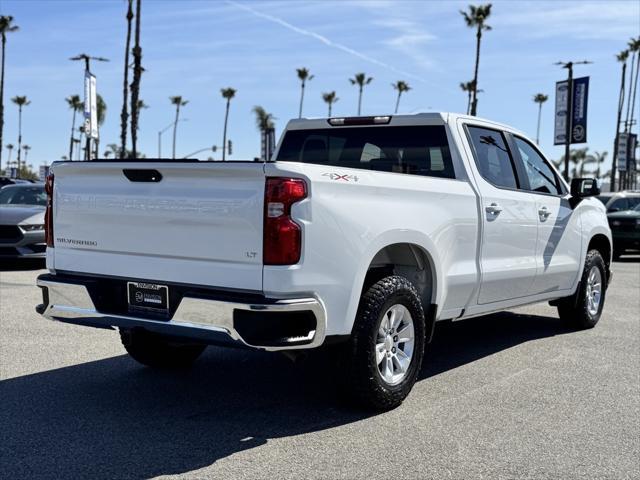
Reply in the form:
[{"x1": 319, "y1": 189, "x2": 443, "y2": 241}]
[{"x1": 158, "y1": 119, "x2": 187, "y2": 158}]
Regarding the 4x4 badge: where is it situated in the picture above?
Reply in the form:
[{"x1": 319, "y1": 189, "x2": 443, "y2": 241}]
[{"x1": 322, "y1": 172, "x2": 359, "y2": 182}]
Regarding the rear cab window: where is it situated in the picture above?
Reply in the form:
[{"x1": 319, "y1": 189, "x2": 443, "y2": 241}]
[{"x1": 275, "y1": 125, "x2": 456, "y2": 179}]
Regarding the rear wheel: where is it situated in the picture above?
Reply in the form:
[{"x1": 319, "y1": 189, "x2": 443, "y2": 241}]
[
  {"x1": 557, "y1": 249, "x2": 607, "y2": 329},
  {"x1": 120, "y1": 328, "x2": 206, "y2": 368},
  {"x1": 342, "y1": 275, "x2": 426, "y2": 411}
]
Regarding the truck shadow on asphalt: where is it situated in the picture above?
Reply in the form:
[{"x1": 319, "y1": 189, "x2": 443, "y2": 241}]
[{"x1": 1, "y1": 312, "x2": 569, "y2": 479}]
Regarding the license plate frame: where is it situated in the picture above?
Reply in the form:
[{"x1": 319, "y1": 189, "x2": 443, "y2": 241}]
[{"x1": 127, "y1": 281, "x2": 169, "y2": 315}]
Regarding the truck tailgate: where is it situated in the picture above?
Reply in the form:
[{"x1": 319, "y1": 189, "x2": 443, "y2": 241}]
[{"x1": 51, "y1": 162, "x2": 265, "y2": 291}]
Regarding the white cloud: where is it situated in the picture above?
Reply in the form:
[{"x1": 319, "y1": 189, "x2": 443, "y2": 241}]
[
  {"x1": 494, "y1": 1, "x2": 639, "y2": 41},
  {"x1": 226, "y1": 0, "x2": 428, "y2": 83}
]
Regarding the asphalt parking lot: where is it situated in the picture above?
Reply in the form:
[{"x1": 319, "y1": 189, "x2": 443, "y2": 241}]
[{"x1": 1, "y1": 258, "x2": 638, "y2": 480}]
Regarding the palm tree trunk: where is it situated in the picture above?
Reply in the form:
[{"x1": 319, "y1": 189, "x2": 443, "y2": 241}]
[
  {"x1": 222, "y1": 98, "x2": 230, "y2": 161},
  {"x1": 470, "y1": 27, "x2": 482, "y2": 116},
  {"x1": 629, "y1": 52, "x2": 640, "y2": 134},
  {"x1": 172, "y1": 104, "x2": 180, "y2": 159},
  {"x1": 357, "y1": 86, "x2": 363, "y2": 115},
  {"x1": 16, "y1": 106, "x2": 21, "y2": 172},
  {"x1": 625, "y1": 50, "x2": 636, "y2": 132},
  {"x1": 298, "y1": 81, "x2": 305, "y2": 118},
  {"x1": 611, "y1": 62, "x2": 627, "y2": 191},
  {"x1": 328, "y1": 102, "x2": 332, "y2": 117},
  {"x1": 130, "y1": 0, "x2": 142, "y2": 159},
  {"x1": 466, "y1": 91, "x2": 471, "y2": 115},
  {"x1": 0, "y1": 34, "x2": 5, "y2": 172},
  {"x1": 536, "y1": 103, "x2": 542, "y2": 144},
  {"x1": 394, "y1": 91, "x2": 401, "y2": 114},
  {"x1": 69, "y1": 108, "x2": 76, "y2": 161},
  {"x1": 120, "y1": 0, "x2": 133, "y2": 158}
]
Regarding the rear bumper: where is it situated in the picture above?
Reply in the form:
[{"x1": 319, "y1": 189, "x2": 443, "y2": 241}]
[{"x1": 36, "y1": 274, "x2": 327, "y2": 351}]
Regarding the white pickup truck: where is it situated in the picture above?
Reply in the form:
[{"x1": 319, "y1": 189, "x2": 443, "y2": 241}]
[{"x1": 36, "y1": 113, "x2": 611, "y2": 410}]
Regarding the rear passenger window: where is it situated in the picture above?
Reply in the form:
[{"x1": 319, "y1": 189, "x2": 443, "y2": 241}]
[
  {"x1": 514, "y1": 136, "x2": 561, "y2": 195},
  {"x1": 467, "y1": 126, "x2": 518, "y2": 189}
]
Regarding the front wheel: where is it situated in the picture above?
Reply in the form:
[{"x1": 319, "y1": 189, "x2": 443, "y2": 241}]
[
  {"x1": 557, "y1": 249, "x2": 607, "y2": 329},
  {"x1": 342, "y1": 275, "x2": 426, "y2": 411},
  {"x1": 120, "y1": 328, "x2": 206, "y2": 368}
]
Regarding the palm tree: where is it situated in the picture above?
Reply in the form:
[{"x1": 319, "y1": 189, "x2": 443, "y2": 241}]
[
  {"x1": 611, "y1": 49, "x2": 629, "y2": 191},
  {"x1": 169, "y1": 96, "x2": 188, "y2": 159},
  {"x1": 6, "y1": 143, "x2": 13, "y2": 165},
  {"x1": 135, "y1": 99, "x2": 148, "y2": 134},
  {"x1": 349, "y1": 73, "x2": 373, "y2": 116},
  {"x1": 252, "y1": 106, "x2": 275, "y2": 160},
  {"x1": 130, "y1": 0, "x2": 143, "y2": 159},
  {"x1": 560, "y1": 147, "x2": 589, "y2": 179},
  {"x1": 0, "y1": 16, "x2": 19, "y2": 173},
  {"x1": 65, "y1": 94, "x2": 83, "y2": 160},
  {"x1": 392, "y1": 81, "x2": 411, "y2": 114},
  {"x1": 120, "y1": 0, "x2": 134, "y2": 157},
  {"x1": 322, "y1": 91, "x2": 339, "y2": 117},
  {"x1": 92, "y1": 94, "x2": 107, "y2": 159},
  {"x1": 296, "y1": 68, "x2": 314, "y2": 118},
  {"x1": 252, "y1": 106, "x2": 275, "y2": 132},
  {"x1": 587, "y1": 151, "x2": 608, "y2": 180},
  {"x1": 459, "y1": 80, "x2": 475, "y2": 114},
  {"x1": 104, "y1": 143, "x2": 119, "y2": 158},
  {"x1": 22, "y1": 144, "x2": 30, "y2": 163},
  {"x1": 626, "y1": 37, "x2": 640, "y2": 134},
  {"x1": 11, "y1": 95, "x2": 30, "y2": 171},
  {"x1": 532, "y1": 93, "x2": 548, "y2": 145},
  {"x1": 460, "y1": 3, "x2": 492, "y2": 116},
  {"x1": 220, "y1": 87, "x2": 236, "y2": 161}
]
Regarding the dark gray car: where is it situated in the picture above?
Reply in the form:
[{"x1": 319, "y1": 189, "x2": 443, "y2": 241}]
[{"x1": 0, "y1": 184, "x2": 46, "y2": 259}]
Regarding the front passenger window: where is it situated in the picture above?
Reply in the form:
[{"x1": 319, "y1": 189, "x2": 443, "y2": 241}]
[{"x1": 514, "y1": 137, "x2": 561, "y2": 195}]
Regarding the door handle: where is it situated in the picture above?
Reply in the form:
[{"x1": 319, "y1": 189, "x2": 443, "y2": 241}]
[
  {"x1": 538, "y1": 206, "x2": 551, "y2": 219},
  {"x1": 485, "y1": 203, "x2": 503, "y2": 215}
]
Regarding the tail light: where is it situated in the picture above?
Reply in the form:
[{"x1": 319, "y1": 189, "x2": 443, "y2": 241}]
[
  {"x1": 264, "y1": 177, "x2": 307, "y2": 265},
  {"x1": 44, "y1": 173, "x2": 54, "y2": 247}
]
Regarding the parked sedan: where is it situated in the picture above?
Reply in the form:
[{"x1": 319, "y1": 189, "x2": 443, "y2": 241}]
[
  {"x1": 608, "y1": 203, "x2": 640, "y2": 258},
  {"x1": 0, "y1": 184, "x2": 47, "y2": 259}
]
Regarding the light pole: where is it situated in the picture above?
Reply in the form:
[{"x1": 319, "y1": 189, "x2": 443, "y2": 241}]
[
  {"x1": 555, "y1": 60, "x2": 592, "y2": 181},
  {"x1": 69, "y1": 53, "x2": 109, "y2": 160},
  {"x1": 158, "y1": 119, "x2": 187, "y2": 158}
]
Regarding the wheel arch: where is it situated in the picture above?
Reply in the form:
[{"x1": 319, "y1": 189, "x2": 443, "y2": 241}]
[
  {"x1": 347, "y1": 235, "x2": 442, "y2": 341},
  {"x1": 588, "y1": 233, "x2": 612, "y2": 285}
]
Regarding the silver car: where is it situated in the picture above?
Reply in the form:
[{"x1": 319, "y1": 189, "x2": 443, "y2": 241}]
[{"x1": 0, "y1": 184, "x2": 46, "y2": 259}]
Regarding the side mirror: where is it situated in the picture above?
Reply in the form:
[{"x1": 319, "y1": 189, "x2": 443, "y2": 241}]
[{"x1": 570, "y1": 178, "x2": 600, "y2": 198}]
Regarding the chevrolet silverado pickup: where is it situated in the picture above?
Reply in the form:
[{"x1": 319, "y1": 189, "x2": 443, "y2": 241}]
[{"x1": 36, "y1": 113, "x2": 612, "y2": 410}]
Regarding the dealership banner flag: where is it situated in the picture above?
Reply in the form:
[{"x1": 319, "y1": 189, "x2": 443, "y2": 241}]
[
  {"x1": 554, "y1": 76, "x2": 589, "y2": 145},
  {"x1": 83, "y1": 71, "x2": 99, "y2": 140}
]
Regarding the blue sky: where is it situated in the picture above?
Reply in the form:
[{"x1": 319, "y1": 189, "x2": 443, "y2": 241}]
[{"x1": 0, "y1": 0, "x2": 638, "y2": 167}]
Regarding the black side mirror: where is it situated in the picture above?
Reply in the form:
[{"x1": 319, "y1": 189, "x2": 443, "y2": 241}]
[{"x1": 571, "y1": 178, "x2": 600, "y2": 198}]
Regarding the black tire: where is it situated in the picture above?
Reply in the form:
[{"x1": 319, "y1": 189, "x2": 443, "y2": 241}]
[
  {"x1": 120, "y1": 328, "x2": 206, "y2": 368},
  {"x1": 557, "y1": 249, "x2": 607, "y2": 330},
  {"x1": 342, "y1": 275, "x2": 426, "y2": 411}
]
